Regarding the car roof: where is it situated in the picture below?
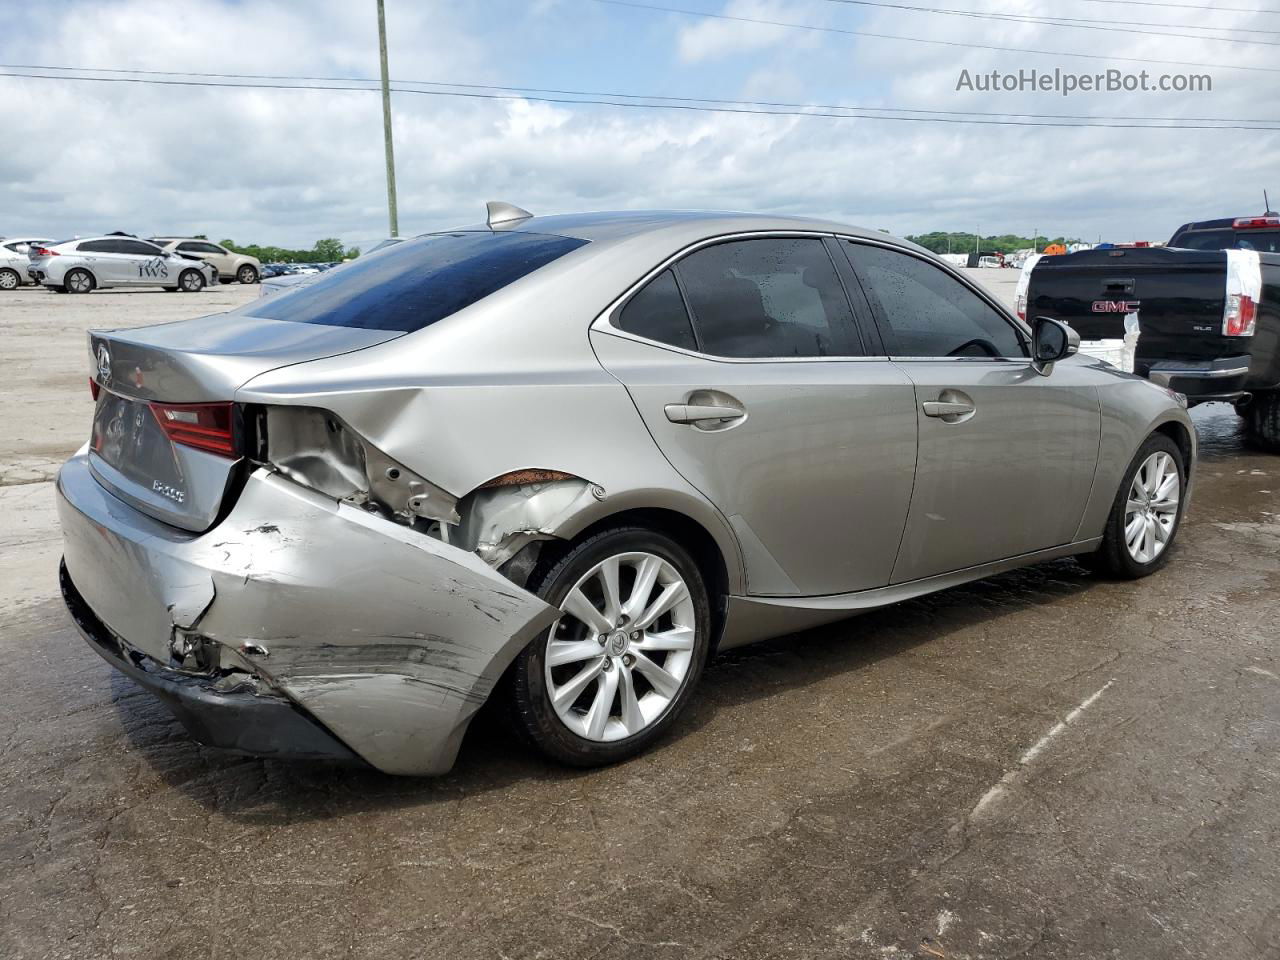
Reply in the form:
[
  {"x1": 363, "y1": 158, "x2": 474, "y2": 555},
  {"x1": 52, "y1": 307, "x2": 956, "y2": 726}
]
[{"x1": 439, "y1": 209, "x2": 931, "y2": 256}]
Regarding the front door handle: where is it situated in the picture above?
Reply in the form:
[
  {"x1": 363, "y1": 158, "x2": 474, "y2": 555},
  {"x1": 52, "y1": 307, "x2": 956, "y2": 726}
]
[
  {"x1": 922, "y1": 400, "x2": 975, "y2": 418},
  {"x1": 665, "y1": 403, "x2": 745, "y2": 424}
]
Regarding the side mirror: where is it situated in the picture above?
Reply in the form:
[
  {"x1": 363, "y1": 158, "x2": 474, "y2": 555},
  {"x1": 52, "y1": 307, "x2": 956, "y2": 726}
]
[{"x1": 1031, "y1": 316, "x2": 1079, "y2": 376}]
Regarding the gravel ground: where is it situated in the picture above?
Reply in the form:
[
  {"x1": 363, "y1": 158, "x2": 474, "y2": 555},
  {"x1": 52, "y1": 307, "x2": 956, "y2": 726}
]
[{"x1": 2, "y1": 273, "x2": 1277, "y2": 960}]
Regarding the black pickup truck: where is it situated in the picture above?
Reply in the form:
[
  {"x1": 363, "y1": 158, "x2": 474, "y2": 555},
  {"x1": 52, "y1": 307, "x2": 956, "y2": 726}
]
[{"x1": 1026, "y1": 215, "x2": 1280, "y2": 451}]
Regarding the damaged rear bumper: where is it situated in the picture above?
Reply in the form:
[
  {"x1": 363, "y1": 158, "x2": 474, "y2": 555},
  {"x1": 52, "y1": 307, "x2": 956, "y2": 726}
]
[
  {"x1": 61, "y1": 561, "x2": 360, "y2": 763},
  {"x1": 56, "y1": 452, "x2": 559, "y2": 775}
]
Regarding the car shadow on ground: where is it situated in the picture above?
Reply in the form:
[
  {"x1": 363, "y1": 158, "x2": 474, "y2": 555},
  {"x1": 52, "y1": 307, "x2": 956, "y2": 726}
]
[{"x1": 112, "y1": 556, "x2": 1103, "y2": 824}]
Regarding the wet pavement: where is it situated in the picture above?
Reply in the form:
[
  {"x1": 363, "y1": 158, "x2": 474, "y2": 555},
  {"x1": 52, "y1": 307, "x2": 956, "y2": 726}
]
[{"x1": 2, "y1": 401, "x2": 1277, "y2": 958}]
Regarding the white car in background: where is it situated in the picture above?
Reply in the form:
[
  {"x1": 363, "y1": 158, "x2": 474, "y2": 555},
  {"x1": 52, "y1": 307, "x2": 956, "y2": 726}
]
[
  {"x1": 0, "y1": 237, "x2": 53, "y2": 290},
  {"x1": 28, "y1": 236, "x2": 217, "y2": 293}
]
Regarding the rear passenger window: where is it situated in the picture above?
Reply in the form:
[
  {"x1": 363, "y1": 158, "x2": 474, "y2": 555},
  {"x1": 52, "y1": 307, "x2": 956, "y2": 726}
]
[
  {"x1": 847, "y1": 243, "x2": 1025, "y2": 359},
  {"x1": 616, "y1": 270, "x2": 696, "y2": 350},
  {"x1": 119, "y1": 240, "x2": 163, "y2": 256},
  {"x1": 675, "y1": 238, "x2": 857, "y2": 358},
  {"x1": 77, "y1": 240, "x2": 112, "y2": 253}
]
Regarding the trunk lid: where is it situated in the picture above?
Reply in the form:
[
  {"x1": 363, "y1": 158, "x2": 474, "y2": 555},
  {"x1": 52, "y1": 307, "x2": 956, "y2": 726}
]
[{"x1": 87, "y1": 313, "x2": 403, "y2": 532}]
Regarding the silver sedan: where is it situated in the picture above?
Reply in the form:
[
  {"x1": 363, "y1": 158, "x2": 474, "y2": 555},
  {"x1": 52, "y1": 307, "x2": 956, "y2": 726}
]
[{"x1": 57, "y1": 205, "x2": 1194, "y2": 775}]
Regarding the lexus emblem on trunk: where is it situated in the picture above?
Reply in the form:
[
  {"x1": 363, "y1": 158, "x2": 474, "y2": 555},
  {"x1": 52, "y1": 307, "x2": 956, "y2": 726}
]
[{"x1": 95, "y1": 344, "x2": 112, "y2": 386}]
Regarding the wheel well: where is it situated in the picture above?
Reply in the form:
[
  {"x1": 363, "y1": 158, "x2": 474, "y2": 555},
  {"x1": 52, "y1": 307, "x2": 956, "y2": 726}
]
[
  {"x1": 1154, "y1": 420, "x2": 1193, "y2": 470},
  {"x1": 530, "y1": 507, "x2": 731, "y2": 651}
]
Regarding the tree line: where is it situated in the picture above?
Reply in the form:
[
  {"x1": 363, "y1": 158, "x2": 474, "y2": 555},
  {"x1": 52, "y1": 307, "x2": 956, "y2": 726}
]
[
  {"x1": 191, "y1": 236, "x2": 361, "y2": 263},
  {"x1": 906, "y1": 232, "x2": 1080, "y2": 255}
]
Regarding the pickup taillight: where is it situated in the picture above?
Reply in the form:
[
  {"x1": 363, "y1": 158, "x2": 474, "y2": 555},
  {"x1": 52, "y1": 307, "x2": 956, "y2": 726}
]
[{"x1": 1223, "y1": 249, "x2": 1262, "y2": 337}]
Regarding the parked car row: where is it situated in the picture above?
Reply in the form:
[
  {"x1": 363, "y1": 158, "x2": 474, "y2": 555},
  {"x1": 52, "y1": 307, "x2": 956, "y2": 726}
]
[{"x1": 0, "y1": 233, "x2": 261, "y2": 293}]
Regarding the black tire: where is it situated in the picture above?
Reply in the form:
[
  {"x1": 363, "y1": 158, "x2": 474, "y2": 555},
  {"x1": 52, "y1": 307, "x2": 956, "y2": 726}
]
[
  {"x1": 0, "y1": 268, "x2": 20, "y2": 291},
  {"x1": 178, "y1": 269, "x2": 205, "y2": 293},
  {"x1": 1082, "y1": 433, "x2": 1186, "y2": 579},
  {"x1": 508, "y1": 526, "x2": 712, "y2": 768},
  {"x1": 1244, "y1": 392, "x2": 1280, "y2": 453},
  {"x1": 64, "y1": 268, "x2": 94, "y2": 294},
  {"x1": 236, "y1": 264, "x2": 259, "y2": 284}
]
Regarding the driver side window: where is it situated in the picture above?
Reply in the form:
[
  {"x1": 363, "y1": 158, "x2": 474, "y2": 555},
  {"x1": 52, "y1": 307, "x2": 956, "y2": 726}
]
[{"x1": 847, "y1": 242, "x2": 1025, "y2": 358}]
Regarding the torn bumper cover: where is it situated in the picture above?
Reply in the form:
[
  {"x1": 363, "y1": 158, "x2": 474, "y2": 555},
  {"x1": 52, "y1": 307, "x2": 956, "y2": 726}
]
[{"x1": 56, "y1": 452, "x2": 559, "y2": 775}]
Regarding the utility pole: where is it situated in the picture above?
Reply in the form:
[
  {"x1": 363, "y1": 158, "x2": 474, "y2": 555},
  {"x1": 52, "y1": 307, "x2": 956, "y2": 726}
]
[{"x1": 376, "y1": 0, "x2": 399, "y2": 237}]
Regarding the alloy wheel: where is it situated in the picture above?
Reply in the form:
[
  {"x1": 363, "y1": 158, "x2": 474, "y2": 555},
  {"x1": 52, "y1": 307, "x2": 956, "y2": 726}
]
[
  {"x1": 68, "y1": 271, "x2": 92, "y2": 293},
  {"x1": 0, "y1": 270, "x2": 19, "y2": 290},
  {"x1": 1124, "y1": 450, "x2": 1180, "y2": 564},
  {"x1": 544, "y1": 552, "x2": 697, "y2": 742}
]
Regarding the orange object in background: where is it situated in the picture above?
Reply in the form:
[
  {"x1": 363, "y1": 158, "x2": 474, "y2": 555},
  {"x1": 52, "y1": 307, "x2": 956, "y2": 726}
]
[{"x1": 1041, "y1": 243, "x2": 1067, "y2": 256}]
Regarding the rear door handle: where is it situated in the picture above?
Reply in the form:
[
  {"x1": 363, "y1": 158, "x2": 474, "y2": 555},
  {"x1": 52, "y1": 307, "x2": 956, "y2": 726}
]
[
  {"x1": 922, "y1": 400, "x2": 975, "y2": 418},
  {"x1": 665, "y1": 403, "x2": 745, "y2": 424}
]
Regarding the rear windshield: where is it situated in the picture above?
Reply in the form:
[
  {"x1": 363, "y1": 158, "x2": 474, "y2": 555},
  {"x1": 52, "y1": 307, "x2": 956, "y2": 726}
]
[
  {"x1": 1171, "y1": 229, "x2": 1280, "y2": 253},
  {"x1": 236, "y1": 231, "x2": 588, "y2": 331}
]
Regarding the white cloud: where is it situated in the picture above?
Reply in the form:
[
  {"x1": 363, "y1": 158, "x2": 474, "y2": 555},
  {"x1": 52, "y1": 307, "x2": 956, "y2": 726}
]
[
  {"x1": 1, "y1": 0, "x2": 1278, "y2": 249},
  {"x1": 675, "y1": 0, "x2": 822, "y2": 64}
]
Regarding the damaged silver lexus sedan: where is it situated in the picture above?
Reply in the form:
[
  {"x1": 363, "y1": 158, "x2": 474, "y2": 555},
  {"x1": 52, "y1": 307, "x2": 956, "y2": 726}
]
[{"x1": 58, "y1": 204, "x2": 1195, "y2": 775}]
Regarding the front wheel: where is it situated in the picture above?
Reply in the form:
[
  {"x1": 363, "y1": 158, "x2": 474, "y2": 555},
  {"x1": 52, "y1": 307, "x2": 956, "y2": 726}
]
[
  {"x1": 236, "y1": 264, "x2": 259, "y2": 284},
  {"x1": 178, "y1": 269, "x2": 205, "y2": 293},
  {"x1": 509, "y1": 527, "x2": 712, "y2": 767},
  {"x1": 1082, "y1": 433, "x2": 1186, "y2": 579}
]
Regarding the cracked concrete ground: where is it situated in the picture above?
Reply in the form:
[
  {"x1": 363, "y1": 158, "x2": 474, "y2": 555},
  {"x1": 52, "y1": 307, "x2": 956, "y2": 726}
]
[{"x1": 1, "y1": 280, "x2": 1277, "y2": 959}]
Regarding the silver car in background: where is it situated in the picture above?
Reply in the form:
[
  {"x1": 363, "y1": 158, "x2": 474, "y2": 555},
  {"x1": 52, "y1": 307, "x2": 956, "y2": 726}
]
[
  {"x1": 30, "y1": 236, "x2": 217, "y2": 293},
  {"x1": 57, "y1": 205, "x2": 1195, "y2": 775},
  {"x1": 0, "y1": 237, "x2": 53, "y2": 289}
]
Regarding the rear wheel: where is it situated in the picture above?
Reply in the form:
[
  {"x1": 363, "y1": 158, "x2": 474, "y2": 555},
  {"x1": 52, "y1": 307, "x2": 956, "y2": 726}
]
[
  {"x1": 0, "y1": 268, "x2": 20, "y2": 291},
  {"x1": 178, "y1": 269, "x2": 205, "y2": 293},
  {"x1": 509, "y1": 526, "x2": 712, "y2": 767},
  {"x1": 1082, "y1": 433, "x2": 1185, "y2": 579},
  {"x1": 65, "y1": 268, "x2": 94, "y2": 294},
  {"x1": 236, "y1": 264, "x2": 259, "y2": 284},
  {"x1": 1244, "y1": 391, "x2": 1280, "y2": 453}
]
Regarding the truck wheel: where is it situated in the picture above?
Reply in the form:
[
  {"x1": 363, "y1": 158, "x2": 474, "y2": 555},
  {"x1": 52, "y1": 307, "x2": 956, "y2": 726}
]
[{"x1": 1244, "y1": 392, "x2": 1280, "y2": 453}]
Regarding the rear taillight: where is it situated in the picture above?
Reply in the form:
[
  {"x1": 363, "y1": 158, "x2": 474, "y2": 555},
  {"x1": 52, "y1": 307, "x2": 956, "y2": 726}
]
[
  {"x1": 1233, "y1": 216, "x2": 1280, "y2": 230},
  {"x1": 1016, "y1": 294, "x2": 1027, "y2": 321},
  {"x1": 34, "y1": 246, "x2": 58, "y2": 256},
  {"x1": 1223, "y1": 249, "x2": 1262, "y2": 337},
  {"x1": 150, "y1": 401, "x2": 238, "y2": 457},
  {"x1": 88, "y1": 378, "x2": 100, "y2": 401}
]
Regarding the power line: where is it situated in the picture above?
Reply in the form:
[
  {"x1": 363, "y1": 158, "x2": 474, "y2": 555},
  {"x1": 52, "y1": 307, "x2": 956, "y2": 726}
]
[
  {"x1": 4, "y1": 68, "x2": 1280, "y2": 130},
  {"x1": 818, "y1": 0, "x2": 1280, "y2": 42},
  {"x1": 1070, "y1": 0, "x2": 1280, "y2": 13},
  {"x1": 589, "y1": 0, "x2": 1280, "y2": 72},
  {"x1": 4, "y1": 63, "x2": 1275, "y2": 124}
]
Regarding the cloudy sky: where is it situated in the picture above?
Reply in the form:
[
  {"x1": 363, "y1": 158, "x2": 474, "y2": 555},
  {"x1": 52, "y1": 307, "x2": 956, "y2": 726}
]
[{"x1": 3, "y1": 0, "x2": 1278, "y2": 249}]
